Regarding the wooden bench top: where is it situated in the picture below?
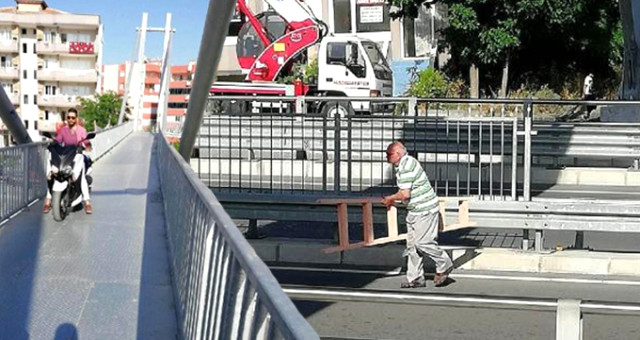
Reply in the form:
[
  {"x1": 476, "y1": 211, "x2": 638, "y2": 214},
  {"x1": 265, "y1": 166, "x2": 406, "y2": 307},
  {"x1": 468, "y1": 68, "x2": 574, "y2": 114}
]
[{"x1": 316, "y1": 196, "x2": 471, "y2": 205}]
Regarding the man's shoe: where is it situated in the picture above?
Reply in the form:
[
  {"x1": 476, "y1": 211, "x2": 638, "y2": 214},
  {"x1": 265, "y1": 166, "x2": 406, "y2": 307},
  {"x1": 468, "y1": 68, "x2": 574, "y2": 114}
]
[
  {"x1": 400, "y1": 279, "x2": 426, "y2": 288},
  {"x1": 43, "y1": 201, "x2": 51, "y2": 214},
  {"x1": 84, "y1": 202, "x2": 92, "y2": 214},
  {"x1": 434, "y1": 267, "x2": 453, "y2": 287}
]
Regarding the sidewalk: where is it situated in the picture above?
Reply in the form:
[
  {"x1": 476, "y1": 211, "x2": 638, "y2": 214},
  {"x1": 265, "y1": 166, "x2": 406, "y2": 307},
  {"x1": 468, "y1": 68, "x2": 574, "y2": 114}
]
[{"x1": 250, "y1": 238, "x2": 640, "y2": 277}]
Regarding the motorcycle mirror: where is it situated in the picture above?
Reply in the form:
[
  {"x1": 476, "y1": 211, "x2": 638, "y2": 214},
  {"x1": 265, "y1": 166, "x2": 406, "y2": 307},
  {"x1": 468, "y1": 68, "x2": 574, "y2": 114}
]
[
  {"x1": 87, "y1": 132, "x2": 96, "y2": 139},
  {"x1": 41, "y1": 132, "x2": 53, "y2": 139}
]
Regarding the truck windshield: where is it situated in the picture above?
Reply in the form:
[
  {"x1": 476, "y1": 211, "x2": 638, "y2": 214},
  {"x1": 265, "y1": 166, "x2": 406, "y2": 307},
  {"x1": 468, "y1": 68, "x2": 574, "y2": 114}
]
[{"x1": 361, "y1": 41, "x2": 389, "y2": 68}]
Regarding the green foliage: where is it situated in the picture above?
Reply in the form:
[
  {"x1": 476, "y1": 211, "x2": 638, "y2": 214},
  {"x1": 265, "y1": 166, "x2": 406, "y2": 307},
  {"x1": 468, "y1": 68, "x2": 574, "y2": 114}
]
[
  {"x1": 406, "y1": 68, "x2": 448, "y2": 97},
  {"x1": 277, "y1": 58, "x2": 319, "y2": 85},
  {"x1": 406, "y1": 67, "x2": 467, "y2": 98},
  {"x1": 78, "y1": 92, "x2": 123, "y2": 132},
  {"x1": 388, "y1": 0, "x2": 622, "y2": 98}
]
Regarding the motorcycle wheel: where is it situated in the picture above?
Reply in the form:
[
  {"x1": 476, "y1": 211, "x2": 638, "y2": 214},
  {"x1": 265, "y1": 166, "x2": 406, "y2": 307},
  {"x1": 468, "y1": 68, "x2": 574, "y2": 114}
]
[{"x1": 51, "y1": 191, "x2": 67, "y2": 221}]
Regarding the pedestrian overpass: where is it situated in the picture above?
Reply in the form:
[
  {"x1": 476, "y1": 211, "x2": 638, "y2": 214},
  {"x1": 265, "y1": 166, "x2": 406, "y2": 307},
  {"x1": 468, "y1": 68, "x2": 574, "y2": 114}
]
[{"x1": 0, "y1": 123, "x2": 318, "y2": 339}]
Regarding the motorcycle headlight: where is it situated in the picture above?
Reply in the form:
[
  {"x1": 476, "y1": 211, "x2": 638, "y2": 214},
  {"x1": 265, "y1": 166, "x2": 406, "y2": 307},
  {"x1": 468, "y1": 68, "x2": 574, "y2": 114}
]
[{"x1": 61, "y1": 165, "x2": 73, "y2": 176}]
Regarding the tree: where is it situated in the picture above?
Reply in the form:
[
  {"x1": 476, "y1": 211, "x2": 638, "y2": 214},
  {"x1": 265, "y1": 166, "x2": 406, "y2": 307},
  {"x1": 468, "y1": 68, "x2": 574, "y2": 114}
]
[
  {"x1": 388, "y1": 0, "x2": 622, "y2": 98},
  {"x1": 78, "y1": 92, "x2": 123, "y2": 132}
]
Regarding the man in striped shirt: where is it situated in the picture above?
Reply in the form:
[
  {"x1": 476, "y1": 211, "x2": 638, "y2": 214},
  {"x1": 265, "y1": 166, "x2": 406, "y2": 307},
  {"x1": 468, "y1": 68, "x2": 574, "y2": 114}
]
[{"x1": 382, "y1": 141, "x2": 453, "y2": 288}]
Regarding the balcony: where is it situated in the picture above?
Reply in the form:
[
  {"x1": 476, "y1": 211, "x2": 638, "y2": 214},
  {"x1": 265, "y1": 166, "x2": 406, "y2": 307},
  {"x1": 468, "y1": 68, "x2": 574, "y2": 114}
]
[
  {"x1": 0, "y1": 68, "x2": 18, "y2": 80},
  {"x1": 39, "y1": 95, "x2": 81, "y2": 108},
  {"x1": 0, "y1": 40, "x2": 17, "y2": 53},
  {"x1": 37, "y1": 69, "x2": 98, "y2": 83},
  {"x1": 36, "y1": 41, "x2": 97, "y2": 56}
]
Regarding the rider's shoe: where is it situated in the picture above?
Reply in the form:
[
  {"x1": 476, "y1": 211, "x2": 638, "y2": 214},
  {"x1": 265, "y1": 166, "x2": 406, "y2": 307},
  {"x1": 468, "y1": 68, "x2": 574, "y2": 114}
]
[{"x1": 84, "y1": 201, "x2": 92, "y2": 214}]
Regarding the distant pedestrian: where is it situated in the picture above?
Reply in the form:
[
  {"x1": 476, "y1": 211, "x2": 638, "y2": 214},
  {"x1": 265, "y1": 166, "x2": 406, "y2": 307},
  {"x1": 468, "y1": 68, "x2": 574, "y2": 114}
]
[
  {"x1": 583, "y1": 73, "x2": 595, "y2": 113},
  {"x1": 382, "y1": 141, "x2": 453, "y2": 288}
]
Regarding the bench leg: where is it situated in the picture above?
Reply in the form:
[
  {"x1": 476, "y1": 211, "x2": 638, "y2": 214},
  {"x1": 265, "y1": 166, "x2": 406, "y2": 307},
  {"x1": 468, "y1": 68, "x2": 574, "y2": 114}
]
[
  {"x1": 338, "y1": 203, "x2": 349, "y2": 250},
  {"x1": 387, "y1": 206, "x2": 398, "y2": 238},
  {"x1": 362, "y1": 202, "x2": 374, "y2": 244}
]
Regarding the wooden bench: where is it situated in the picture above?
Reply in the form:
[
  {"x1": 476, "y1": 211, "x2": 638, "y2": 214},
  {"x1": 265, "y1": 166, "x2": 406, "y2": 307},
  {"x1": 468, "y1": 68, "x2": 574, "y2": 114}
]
[{"x1": 317, "y1": 197, "x2": 476, "y2": 253}]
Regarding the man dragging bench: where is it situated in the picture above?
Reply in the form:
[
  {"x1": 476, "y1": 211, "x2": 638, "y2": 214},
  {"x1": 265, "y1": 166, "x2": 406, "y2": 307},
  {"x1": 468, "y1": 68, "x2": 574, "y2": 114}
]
[{"x1": 382, "y1": 141, "x2": 453, "y2": 288}]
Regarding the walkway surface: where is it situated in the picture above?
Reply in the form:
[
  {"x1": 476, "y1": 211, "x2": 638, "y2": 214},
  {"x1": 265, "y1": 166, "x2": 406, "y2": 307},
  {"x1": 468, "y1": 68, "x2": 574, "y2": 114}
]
[{"x1": 0, "y1": 132, "x2": 177, "y2": 339}]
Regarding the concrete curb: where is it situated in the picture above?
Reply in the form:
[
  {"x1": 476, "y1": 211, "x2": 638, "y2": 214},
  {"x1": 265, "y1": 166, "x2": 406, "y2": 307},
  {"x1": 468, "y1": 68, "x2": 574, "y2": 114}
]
[{"x1": 249, "y1": 238, "x2": 640, "y2": 277}]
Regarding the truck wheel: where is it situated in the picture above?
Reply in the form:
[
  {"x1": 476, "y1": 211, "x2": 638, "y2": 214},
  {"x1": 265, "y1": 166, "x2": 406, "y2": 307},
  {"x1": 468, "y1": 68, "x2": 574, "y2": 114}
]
[
  {"x1": 51, "y1": 191, "x2": 67, "y2": 222},
  {"x1": 321, "y1": 101, "x2": 354, "y2": 119}
]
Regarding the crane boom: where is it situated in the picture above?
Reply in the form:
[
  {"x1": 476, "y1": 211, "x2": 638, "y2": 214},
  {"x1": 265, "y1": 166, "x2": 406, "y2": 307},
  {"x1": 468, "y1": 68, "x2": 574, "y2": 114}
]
[{"x1": 235, "y1": 0, "x2": 325, "y2": 81}]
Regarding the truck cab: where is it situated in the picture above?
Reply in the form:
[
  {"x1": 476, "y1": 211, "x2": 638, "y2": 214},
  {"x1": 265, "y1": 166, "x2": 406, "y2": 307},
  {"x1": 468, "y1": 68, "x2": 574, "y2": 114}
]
[{"x1": 318, "y1": 36, "x2": 393, "y2": 98}]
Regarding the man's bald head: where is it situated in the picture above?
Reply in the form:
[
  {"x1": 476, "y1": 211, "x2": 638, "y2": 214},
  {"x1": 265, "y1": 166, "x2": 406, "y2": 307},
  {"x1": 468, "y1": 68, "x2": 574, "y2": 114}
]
[{"x1": 386, "y1": 141, "x2": 406, "y2": 165}]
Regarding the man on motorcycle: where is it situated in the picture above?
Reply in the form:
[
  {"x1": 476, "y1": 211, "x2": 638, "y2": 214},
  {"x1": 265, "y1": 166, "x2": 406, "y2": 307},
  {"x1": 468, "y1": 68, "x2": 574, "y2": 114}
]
[{"x1": 43, "y1": 108, "x2": 93, "y2": 214}]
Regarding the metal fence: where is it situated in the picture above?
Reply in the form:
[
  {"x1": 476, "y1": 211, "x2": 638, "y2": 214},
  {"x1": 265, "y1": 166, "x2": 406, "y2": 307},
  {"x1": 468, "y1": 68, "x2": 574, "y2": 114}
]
[
  {"x1": 91, "y1": 121, "x2": 134, "y2": 161},
  {"x1": 193, "y1": 96, "x2": 640, "y2": 201},
  {"x1": 0, "y1": 122, "x2": 134, "y2": 223},
  {"x1": 157, "y1": 132, "x2": 319, "y2": 340},
  {"x1": 194, "y1": 96, "x2": 530, "y2": 201},
  {"x1": 0, "y1": 142, "x2": 47, "y2": 221},
  {"x1": 285, "y1": 287, "x2": 640, "y2": 340}
]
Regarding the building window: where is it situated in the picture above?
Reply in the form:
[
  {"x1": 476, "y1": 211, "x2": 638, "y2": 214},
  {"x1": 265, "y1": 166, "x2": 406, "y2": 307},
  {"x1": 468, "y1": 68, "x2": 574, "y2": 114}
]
[
  {"x1": 34, "y1": 95, "x2": 37, "y2": 104},
  {"x1": 23, "y1": 70, "x2": 27, "y2": 79},
  {"x1": 22, "y1": 43, "x2": 27, "y2": 53},
  {"x1": 33, "y1": 43, "x2": 36, "y2": 53},
  {"x1": 356, "y1": 0, "x2": 390, "y2": 33},
  {"x1": 33, "y1": 70, "x2": 36, "y2": 79},
  {"x1": 33, "y1": 29, "x2": 36, "y2": 35},
  {"x1": 45, "y1": 110, "x2": 49, "y2": 120},
  {"x1": 45, "y1": 85, "x2": 56, "y2": 95},
  {"x1": 34, "y1": 120, "x2": 38, "y2": 130},
  {"x1": 333, "y1": 0, "x2": 351, "y2": 33},
  {"x1": 61, "y1": 33, "x2": 67, "y2": 44},
  {"x1": 0, "y1": 56, "x2": 9, "y2": 68},
  {"x1": 23, "y1": 95, "x2": 27, "y2": 104},
  {"x1": 21, "y1": 28, "x2": 26, "y2": 35},
  {"x1": 24, "y1": 120, "x2": 28, "y2": 129}
]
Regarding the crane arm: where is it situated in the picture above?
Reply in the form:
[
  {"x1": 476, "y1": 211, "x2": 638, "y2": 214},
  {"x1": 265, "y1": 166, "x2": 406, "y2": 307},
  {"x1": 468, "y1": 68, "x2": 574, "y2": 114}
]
[{"x1": 263, "y1": 0, "x2": 317, "y2": 30}]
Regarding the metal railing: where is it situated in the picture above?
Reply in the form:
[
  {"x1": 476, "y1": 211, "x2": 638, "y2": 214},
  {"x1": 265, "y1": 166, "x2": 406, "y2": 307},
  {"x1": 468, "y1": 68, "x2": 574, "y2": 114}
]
[
  {"x1": 0, "y1": 121, "x2": 134, "y2": 223},
  {"x1": 91, "y1": 121, "x2": 134, "y2": 161},
  {"x1": 195, "y1": 96, "x2": 528, "y2": 201},
  {"x1": 188, "y1": 96, "x2": 640, "y2": 251},
  {"x1": 156, "y1": 132, "x2": 319, "y2": 340},
  {"x1": 0, "y1": 142, "x2": 47, "y2": 221},
  {"x1": 194, "y1": 96, "x2": 640, "y2": 200},
  {"x1": 285, "y1": 287, "x2": 640, "y2": 340}
]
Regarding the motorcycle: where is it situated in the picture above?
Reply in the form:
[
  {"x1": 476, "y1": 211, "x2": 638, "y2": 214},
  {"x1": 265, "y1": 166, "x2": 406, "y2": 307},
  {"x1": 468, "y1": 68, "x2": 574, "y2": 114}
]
[{"x1": 42, "y1": 132, "x2": 95, "y2": 221}]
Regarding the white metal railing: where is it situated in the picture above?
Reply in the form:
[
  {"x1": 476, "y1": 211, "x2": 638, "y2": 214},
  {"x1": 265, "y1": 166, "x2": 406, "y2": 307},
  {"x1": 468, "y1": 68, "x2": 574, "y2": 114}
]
[
  {"x1": 91, "y1": 121, "x2": 133, "y2": 161},
  {"x1": 0, "y1": 121, "x2": 133, "y2": 222},
  {"x1": 285, "y1": 287, "x2": 640, "y2": 340},
  {"x1": 157, "y1": 132, "x2": 319, "y2": 340}
]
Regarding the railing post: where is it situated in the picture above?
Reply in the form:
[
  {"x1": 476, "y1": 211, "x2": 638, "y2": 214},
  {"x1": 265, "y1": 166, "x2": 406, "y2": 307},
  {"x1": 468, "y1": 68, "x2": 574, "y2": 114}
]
[
  {"x1": 334, "y1": 106, "x2": 341, "y2": 194},
  {"x1": 556, "y1": 299, "x2": 582, "y2": 340},
  {"x1": 322, "y1": 113, "x2": 328, "y2": 192},
  {"x1": 523, "y1": 100, "x2": 533, "y2": 201},
  {"x1": 522, "y1": 100, "x2": 535, "y2": 250},
  {"x1": 407, "y1": 97, "x2": 417, "y2": 116}
]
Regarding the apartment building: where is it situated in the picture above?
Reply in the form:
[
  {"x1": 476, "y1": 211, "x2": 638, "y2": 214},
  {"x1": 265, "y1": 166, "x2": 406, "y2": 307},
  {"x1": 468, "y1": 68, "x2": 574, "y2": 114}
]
[
  {"x1": 102, "y1": 61, "x2": 195, "y2": 132},
  {"x1": 0, "y1": 0, "x2": 102, "y2": 144}
]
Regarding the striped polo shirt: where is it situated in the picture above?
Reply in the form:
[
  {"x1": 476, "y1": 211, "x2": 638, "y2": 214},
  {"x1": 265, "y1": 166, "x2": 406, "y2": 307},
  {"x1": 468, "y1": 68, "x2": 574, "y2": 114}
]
[{"x1": 395, "y1": 154, "x2": 439, "y2": 215}]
